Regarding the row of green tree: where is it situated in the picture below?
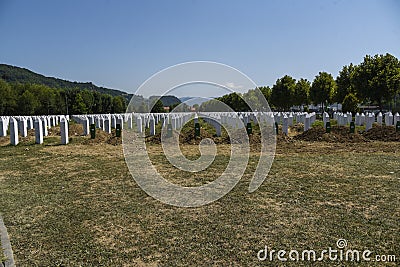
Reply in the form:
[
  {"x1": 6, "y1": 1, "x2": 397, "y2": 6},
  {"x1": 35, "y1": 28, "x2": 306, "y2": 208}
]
[
  {"x1": 201, "y1": 53, "x2": 400, "y2": 113},
  {"x1": 0, "y1": 79, "x2": 127, "y2": 115}
]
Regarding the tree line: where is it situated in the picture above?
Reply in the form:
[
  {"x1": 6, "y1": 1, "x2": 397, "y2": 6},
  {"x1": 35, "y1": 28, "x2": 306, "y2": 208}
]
[
  {"x1": 0, "y1": 80, "x2": 127, "y2": 116},
  {"x1": 201, "y1": 53, "x2": 400, "y2": 113}
]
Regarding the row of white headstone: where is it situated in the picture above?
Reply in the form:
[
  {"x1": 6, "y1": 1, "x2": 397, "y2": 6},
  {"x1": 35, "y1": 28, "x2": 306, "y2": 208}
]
[
  {"x1": 196, "y1": 112, "x2": 317, "y2": 136},
  {"x1": 4, "y1": 110, "x2": 397, "y2": 145},
  {"x1": 71, "y1": 113, "x2": 195, "y2": 137},
  {"x1": 332, "y1": 111, "x2": 400, "y2": 131},
  {"x1": 0, "y1": 115, "x2": 70, "y2": 145},
  {"x1": 187, "y1": 111, "x2": 318, "y2": 136}
]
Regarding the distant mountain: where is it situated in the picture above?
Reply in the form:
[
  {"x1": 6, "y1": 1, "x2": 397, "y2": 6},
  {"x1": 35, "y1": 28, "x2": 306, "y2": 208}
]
[
  {"x1": 0, "y1": 64, "x2": 132, "y2": 100},
  {"x1": 150, "y1": 95, "x2": 181, "y2": 106}
]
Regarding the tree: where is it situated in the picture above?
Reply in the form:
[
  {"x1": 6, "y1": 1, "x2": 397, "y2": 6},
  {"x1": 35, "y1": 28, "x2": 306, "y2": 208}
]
[
  {"x1": 29, "y1": 84, "x2": 57, "y2": 115},
  {"x1": 293, "y1": 78, "x2": 310, "y2": 107},
  {"x1": 335, "y1": 63, "x2": 355, "y2": 103},
  {"x1": 310, "y1": 72, "x2": 336, "y2": 111},
  {"x1": 0, "y1": 79, "x2": 16, "y2": 115},
  {"x1": 342, "y1": 93, "x2": 360, "y2": 114},
  {"x1": 270, "y1": 75, "x2": 296, "y2": 111},
  {"x1": 72, "y1": 92, "x2": 88, "y2": 114},
  {"x1": 18, "y1": 90, "x2": 39, "y2": 115},
  {"x1": 92, "y1": 91, "x2": 103, "y2": 114},
  {"x1": 101, "y1": 94, "x2": 113, "y2": 113},
  {"x1": 112, "y1": 96, "x2": 126, "y2": 113},
  {"x1": 352, "y1": 53, "x2": 400, "y2": 111},
  {"x1": 216, "y1": 92, "x2": 249, "y2": 112},
  {"x1": 259, "y1": 86, "x2": 272, "y2": 104},
  {"x1": 151, "y1": 99, "x2": 165, "y2": 113},
  {"x1": 81, "y1": 90, "x2": 95, "y2": 113}
]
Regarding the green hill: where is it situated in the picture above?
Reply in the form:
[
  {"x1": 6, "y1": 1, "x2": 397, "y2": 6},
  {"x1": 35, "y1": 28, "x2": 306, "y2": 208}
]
[
  {"x1": 149, "y1": 95, "x2": 182, "y2": 107},
  {"x1": 0, "y1": 64, "x2": 131, "y2": 99}
]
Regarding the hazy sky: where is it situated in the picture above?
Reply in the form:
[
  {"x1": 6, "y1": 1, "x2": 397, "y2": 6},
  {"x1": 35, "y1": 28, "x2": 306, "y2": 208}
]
[{"x1": 0, "y1": 0, "x2": 399, "y2": 97}]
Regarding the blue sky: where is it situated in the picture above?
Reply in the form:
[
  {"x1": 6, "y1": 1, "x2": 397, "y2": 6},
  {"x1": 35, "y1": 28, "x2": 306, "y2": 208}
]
[{"x1": 0, "y1": 0, "x2": 399, "y2": 97}]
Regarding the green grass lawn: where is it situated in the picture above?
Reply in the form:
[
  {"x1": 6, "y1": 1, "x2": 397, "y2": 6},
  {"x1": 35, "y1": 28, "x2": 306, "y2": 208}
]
[{"x1": 0, "y1": 139, "x2": 399, "y2": 266}]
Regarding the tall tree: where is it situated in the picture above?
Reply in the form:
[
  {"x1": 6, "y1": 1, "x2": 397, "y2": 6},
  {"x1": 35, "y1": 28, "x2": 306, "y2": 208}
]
[
  {"x1": 72, "y1": 92, "x2": 88, "y2": 114},
  {"x1": 293, "y1": 78, "x2": 310, "y2": 107},
  {"x1": 352, "y1": 53, "x2": 400, "y2": 111},
  {"x1": 112, "y1": 96, "x2": 126, "y2": 113},
  {"x1": 342, "y1": 93, "x2": 360, "y2": 114},
  {"x1": 0, "y1": 79, "x2": 16, "y2": 115},
  {"x1": 310, "y1": 72, "x2": 336, "y2": 111},
  {"x1": 335, "y1": 63, "x2": 355, "y2": 103},
  {"x1": 81, "y1": 90, "x2": 95, "y2": 113},
  {"x1": 270, "y1": 75, "x2": 296, "y2": 111},
  {"x1": 151, "y1": 99, "x2": 165, "y2": 113},
  {"x1": 18, "y1": 90, "x2": 39, "y2": 115},
  {"x1": 259, "y1": 86, "x2": 272, "y2": 104},
  {"x1": 101, "y1": 94, "x2": 113, "y2": 113}
]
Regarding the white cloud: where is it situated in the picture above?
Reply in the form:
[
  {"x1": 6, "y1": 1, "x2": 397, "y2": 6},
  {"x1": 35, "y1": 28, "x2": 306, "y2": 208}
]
[{"x1": 225, "y1": 82, "x2": 243, "y2": 89}]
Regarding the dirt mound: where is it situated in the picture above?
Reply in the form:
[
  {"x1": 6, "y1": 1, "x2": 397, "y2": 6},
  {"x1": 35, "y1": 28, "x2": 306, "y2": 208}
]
[
  {"x1": 81, "y1": 129, "x2": 122, "y2": 145},
  {"x1": 294, "y1": 126, "x2": 369, "y2": 143},
  {"x1": 362, "y1": 125, "x2": 400, "y2": 141}
]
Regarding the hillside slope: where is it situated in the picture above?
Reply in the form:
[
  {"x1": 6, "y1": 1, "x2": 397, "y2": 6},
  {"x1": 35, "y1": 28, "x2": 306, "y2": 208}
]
[{"x1": 0, "y1": 64, "x2": 130, "y2": 98}]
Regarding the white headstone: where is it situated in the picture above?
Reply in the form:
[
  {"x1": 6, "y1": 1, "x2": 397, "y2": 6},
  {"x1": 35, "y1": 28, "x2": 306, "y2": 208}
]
[
  {"x1": 387, "y1": 112, "x2": 393, "y2": 126},
  {"x1": 96, "y1": 117, "x2": 101, "y2": 129},
  {"x1": 10, "y1": 118, "x2": 19, "y2": 145},
  {"x1": 83, "y1": 117, "x2": 90, "y2": 135},
  {"x1": 282, "y1": 115, "x2": 288, "y2": 135},
  {"x1": 0, "y1": 117, "x2": 7, "y2": 137},
  {"x1": 42, "y1": 117, "x2": 48, "y2": 136},
  {"x1": 34, "y1": 119, "x2": 43, "y2": 144},
  {"x1": 127, "y1": 115, "x2": 133, "y2": 129},
  {"x1": 376, "y1": 112, "x2": 382, "y2": 125},
  {"x1": 60, "y1": 118, "x2": 69, "y2": 145},
  {"x1": 18, "y1": 118, "x2": 28, "y2": 137},
  {"x1": 149, "y1": 116, "x2": 156, "y2": 136},
  {"x1": 366, "y1": 114, "x2": 373, "y2": 131},
  {"x1": 304, "y1": 115, "x2": 311, "y2": 131},
  {"x1": 394, "y1": 113, "x2": 400, "y2": 126},
  {"x1": 104, "y1": 119, "x2": 111, "y2": 134},
  {"x1": 111, "y1": 115, "x2": 117, "y2": 128},
  {"x1": 137, "y1": 116, "x2": 143, "y2": 133}
]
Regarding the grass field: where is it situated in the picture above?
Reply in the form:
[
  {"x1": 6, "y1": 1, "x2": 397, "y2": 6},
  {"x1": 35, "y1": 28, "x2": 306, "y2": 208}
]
[{"x1": 0, "y1": 134, "x2": 399, "y2": 266}]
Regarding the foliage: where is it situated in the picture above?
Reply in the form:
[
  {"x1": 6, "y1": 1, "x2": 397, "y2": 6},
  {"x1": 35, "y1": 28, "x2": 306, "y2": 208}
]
[
  {"x1": 351, "y1": 53, "x2": 400, "y2": 110},
  {"x1": 18, "y1": 90, "x2": 39, "y2": 115},
  {"x1": 217, "y1": 92, "x2": 250, "y2": 112},
  {"x1": 310, "y1": 72, "x2": 336, "y2": 110},
  {"x1": 112, "y1": 96, "x2": 127, "y2": 113},
  {"x1": 335, "y1": 63, "x2": 355, "y2": 103},
  {"x1": 293, "y1": 78, "x2": 310, "y2": 106},
  {"x1": 342, "y1": 93, "x2": 360, "y2": 114},
  {"x1": 0, "y1": 78, "x2": 16, "y2": 115},
  {"x1": 270, "y1": 75, "x2": 296, "y2": 111},
  {"x1": 0, "y1": 63, "x2": 130, "y2": 100},
  {"x1": 258, "y1": 86, "x2": 272, "y2": 103},
  {"x1": 150, "y1": 99, "x2": 165, "y2": 113},
  {"x1": 0, "y1": 79, "x2": 127, "y2": 115}
]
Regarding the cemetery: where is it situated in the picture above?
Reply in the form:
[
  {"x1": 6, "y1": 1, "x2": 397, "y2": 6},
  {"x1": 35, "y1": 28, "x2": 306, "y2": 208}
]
[
  {"x1": 1, "y1": 110, "x2": 399, "y2": 147},
  {"x1": 0, "y1": 110, "x2": 399, "y2": 265},
  {"x1": 1, "y1": 0, "x2": 399, "y2": 264}
]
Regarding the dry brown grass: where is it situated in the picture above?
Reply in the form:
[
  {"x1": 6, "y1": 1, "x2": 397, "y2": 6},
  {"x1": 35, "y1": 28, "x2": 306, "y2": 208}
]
[{"x1": 0, "y1": 138, "x2": 398, "y2": 266}]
